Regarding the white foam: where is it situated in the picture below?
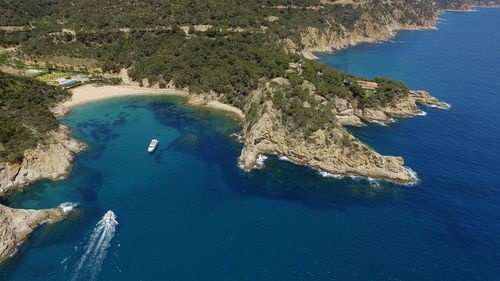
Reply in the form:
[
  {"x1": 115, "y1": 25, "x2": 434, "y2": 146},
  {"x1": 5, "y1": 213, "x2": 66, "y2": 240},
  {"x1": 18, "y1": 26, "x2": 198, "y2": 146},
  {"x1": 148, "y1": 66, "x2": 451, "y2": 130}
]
[
  {"x1": 403, "y1": 167, "x2": 420, "y2": 186},
  {"x1": 59, "y1": 202, "x2": 78, "y2": 214},
  {"x1": 237, "y1": 162, "x2": 245, "y2": 170},
  {"x1": 316, "y1": 169, "x2": 344, "y2": 179},
  {"x1": 256, "y1": 155, "x2": 268, "y2": 166},
  {"x1": 278, "y1": 155, "x2": 291, "y2": 162},
  {"x1": 370, "y1": 120, "x2": 388, "y2": 126},
  {"x1": 368, "y1": 178, "x2": 382, "y2": 188},
  {"x1": 416, "y1": 110, "x2": 428, "y2": 116},
  {"x1": 349, "y1": 175, "x2": 364, "y2": 181},
  {"x1": 427, "y1": 102, "x2": 451, "y2": 109},
  {"x1": 230, "y1": 133, "x2": 243, "y2": 143}
]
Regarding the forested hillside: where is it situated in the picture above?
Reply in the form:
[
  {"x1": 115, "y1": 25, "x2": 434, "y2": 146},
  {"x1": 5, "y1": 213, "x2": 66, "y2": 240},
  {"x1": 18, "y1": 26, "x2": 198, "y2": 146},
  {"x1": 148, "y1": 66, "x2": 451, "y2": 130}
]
[
  {"x1": 0, "y1": 71, "x2": 70, "y2": 162},
  {"x1": 0, "y1": 0, "x2": 495, "y2": 180}
]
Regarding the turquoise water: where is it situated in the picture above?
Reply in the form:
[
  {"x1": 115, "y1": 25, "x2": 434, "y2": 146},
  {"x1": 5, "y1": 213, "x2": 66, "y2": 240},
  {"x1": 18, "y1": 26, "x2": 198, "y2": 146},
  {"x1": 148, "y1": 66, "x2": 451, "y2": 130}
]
[{"x1": 1, "y1": 8, "x2": 500, "y2": 281}]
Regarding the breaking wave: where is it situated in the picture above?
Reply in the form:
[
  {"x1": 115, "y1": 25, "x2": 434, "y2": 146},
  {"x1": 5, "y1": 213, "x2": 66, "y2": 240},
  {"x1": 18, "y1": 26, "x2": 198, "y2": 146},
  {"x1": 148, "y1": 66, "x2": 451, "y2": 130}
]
[
  {"x1": 403, "y1": 167, "x2": 420, "y2": 186},
  {"x1": 278, "y1": 155, "x2": 291, "y2": 162},
  {"x1": 316, "y1": 169, "x2": 344, "y2": 179},
  {"x1": 59, "y1": 202, "x2": 78, "y2": 214},
  {"x1": 256, "y1": 155, "x2": 268, "y2": 166}
]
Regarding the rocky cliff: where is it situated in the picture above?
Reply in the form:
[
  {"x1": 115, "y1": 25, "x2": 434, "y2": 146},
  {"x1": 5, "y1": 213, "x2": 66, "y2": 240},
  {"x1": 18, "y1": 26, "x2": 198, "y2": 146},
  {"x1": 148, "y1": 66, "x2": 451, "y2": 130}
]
[
  {"x1": 0, "y1": 125, "x2": 86, "y2": 194},
  {"x1": 297, "y1": 0, "x2": 499, "y2": 56},
  {"x1": 277, "y1": 0, "x2": 439, "y2": 57},
  {"x1": 236, "y1": 78, "x2": 448, "y2": 184},
  {"x1": 0, "y1": 204, "x2": 65, "y2": 263},
  {"x1": 335, "y1": 90, "x2": 450, "y2": 126},
  {"x1": 300, "y1": 17, "x2": 437, "y2": 56},
  {"x1": 0, "y1": 125, "x2": 84, "y2": 263}
]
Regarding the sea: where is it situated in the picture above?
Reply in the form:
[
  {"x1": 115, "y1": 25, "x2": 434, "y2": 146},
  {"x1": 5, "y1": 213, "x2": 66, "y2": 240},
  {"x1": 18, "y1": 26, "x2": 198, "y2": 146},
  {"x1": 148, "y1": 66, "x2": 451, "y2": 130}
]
[{"x1": 0, "y1": 8, "x2": 499, "y2": 281}]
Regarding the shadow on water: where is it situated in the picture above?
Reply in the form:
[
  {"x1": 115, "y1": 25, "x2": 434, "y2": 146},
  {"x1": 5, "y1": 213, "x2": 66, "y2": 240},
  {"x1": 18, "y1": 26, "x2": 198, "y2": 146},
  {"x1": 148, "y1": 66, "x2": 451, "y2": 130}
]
[{"x1": 146, "y1": 100, "x2": 405, "y2": 210}]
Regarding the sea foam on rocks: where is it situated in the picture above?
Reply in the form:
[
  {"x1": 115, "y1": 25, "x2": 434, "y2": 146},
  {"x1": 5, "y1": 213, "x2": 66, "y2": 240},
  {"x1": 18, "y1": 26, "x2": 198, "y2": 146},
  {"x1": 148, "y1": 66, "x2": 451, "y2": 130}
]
[{"x1": 59, "y1": 202, "x2": 78, "y2": 214}]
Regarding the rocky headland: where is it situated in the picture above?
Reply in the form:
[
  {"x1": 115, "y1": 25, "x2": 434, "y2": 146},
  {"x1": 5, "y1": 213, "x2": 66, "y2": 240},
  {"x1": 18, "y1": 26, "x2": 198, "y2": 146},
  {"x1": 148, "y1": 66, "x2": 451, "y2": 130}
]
[
  {"x1": 236, "y1": 77, "x2": 449, "y2": 184},
  {"x1": 0, "y1": 205, "x2": 65, "y2": 263},
  {"x1": 0, "y1": 125, "x2": 86, "y2": 193},
  {"x1": 299, "y1": 19, "x2": 438, "y2": 59},
  {"x1": 0, "y1": 125, "x2": 84, "y2": 262},
  {"x1": 296, "y1": 1, "x2": 499, "y2": 59}
]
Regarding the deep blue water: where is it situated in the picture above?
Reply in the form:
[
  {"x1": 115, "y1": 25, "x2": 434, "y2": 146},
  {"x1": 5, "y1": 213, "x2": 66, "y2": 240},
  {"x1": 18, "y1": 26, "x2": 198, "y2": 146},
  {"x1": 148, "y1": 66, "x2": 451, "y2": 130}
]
[{"x1": 1, "y1": 8, "x2": 500, "y2": 281}]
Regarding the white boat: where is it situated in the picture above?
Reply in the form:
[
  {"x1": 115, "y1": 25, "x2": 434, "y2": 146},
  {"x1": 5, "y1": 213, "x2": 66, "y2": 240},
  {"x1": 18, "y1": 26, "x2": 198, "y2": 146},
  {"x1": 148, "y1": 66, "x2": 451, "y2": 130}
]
[
  {"x1": 147, "y1": 139, "x2": 159, "y2": 152},
  {"x1": 102, "y1": 210, "x2": 116, "y2": 225}
]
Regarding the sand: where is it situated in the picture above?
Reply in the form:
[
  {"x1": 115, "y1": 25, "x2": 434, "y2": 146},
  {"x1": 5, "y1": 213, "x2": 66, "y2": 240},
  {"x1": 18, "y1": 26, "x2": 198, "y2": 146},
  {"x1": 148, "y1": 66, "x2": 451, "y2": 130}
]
[{"x1": 64, "y1": 84, "x2": 244, "y2": 119}]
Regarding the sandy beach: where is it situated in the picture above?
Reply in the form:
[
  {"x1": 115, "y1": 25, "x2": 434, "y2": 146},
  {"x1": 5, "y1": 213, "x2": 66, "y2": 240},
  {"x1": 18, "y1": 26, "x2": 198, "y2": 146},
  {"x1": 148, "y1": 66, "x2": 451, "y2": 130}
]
[
  {"x1": 65, "y1": 84, "x2": 188, "y2": 108},
  {"x1": 65, "y1": 84, "x2": 244, "y2": 119}
]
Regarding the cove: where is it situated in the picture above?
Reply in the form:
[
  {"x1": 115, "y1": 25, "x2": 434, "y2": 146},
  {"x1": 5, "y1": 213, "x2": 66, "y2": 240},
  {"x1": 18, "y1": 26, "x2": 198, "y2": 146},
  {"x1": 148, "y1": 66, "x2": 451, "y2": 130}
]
[{"x1": 1, "y1": 8, "x2": 500, "y2": 281}]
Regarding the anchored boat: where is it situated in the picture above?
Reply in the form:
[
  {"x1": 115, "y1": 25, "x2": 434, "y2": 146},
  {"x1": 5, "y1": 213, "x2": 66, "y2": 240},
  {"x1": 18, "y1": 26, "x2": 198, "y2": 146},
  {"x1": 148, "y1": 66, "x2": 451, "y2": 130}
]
[{"x1": 147, "y1": 139, "x2": 159, "y2": 153}]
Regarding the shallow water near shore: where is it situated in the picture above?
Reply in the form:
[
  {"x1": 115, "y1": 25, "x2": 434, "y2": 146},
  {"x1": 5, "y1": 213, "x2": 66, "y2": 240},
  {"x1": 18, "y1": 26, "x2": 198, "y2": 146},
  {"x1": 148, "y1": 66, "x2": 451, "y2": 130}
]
[{"x1": 1, "y1": 8, "x2": 500, "y2": 281}]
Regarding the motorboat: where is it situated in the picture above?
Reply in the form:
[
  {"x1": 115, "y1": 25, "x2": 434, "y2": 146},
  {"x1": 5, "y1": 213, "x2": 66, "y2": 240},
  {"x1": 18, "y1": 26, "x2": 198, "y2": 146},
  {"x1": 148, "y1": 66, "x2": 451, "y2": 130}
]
[
  {"x1": 148, "y1": 139, "x2": 159, "y2": 153},
  {"x1": 102, "y1": 210, "x2": 116, "y2": 225}
]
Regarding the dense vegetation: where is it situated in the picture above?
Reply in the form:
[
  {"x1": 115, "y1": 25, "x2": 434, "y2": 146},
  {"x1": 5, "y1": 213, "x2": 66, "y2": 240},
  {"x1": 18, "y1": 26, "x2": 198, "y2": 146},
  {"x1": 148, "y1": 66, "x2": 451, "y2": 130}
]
[
  {"x1": 0, "y1": 0, "x2": 493, "y2": 161},
  {"x1": 0, "y1": 71, "x2": 69, "y2": 162},
  {"x1": 270, "y1": 83, "x2": 337, "y2": 135}
]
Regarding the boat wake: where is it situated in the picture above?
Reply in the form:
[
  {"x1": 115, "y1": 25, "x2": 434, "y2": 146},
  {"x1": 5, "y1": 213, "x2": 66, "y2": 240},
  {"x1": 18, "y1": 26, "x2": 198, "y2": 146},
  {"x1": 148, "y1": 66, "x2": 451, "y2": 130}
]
[{"x1": 71, "y1": 210, "x2": 118, "y2": 281}]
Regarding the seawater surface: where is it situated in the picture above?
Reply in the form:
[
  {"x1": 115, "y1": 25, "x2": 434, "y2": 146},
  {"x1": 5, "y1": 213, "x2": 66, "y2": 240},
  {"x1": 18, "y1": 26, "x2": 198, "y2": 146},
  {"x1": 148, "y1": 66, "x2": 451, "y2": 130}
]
[{"x1": 1, "y1": 8, "x2": 500, "y2": 281}]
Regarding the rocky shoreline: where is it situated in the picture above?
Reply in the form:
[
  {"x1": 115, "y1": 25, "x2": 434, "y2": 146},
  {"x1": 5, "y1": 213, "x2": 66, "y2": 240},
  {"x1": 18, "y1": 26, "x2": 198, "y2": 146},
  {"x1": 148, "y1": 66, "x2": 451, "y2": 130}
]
[
  {"x1": 0, "y1": 125, "x2": 85, "y2": 262},
  {"x1": 0, "y1": 3, "x2": 460, "y2": 263},
  {"x1": 0, "y1": 205, "x2": 65, "y2": 263},
  {"x1": 300, "y1": 22, "x2": 438, "y2": 59},
  {"x1": 237, "y1": 79, "x2": 449, "y2": 185},
  {"x1": 299, "y1": 5, "x2": 499, "y2": 59},
  {"x1": 0, "y1": 126, "x2": 86, "y2": 193}
]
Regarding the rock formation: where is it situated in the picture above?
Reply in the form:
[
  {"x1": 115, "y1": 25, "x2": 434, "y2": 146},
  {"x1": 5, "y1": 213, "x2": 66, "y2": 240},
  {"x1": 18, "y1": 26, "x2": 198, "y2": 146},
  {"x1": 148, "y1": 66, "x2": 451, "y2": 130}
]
[
  {"x1": 0, "y1": 125, "x2": 86, "y2": 194},
  {"x1": 0, "y1": 125, "x2": 84, "y2": 263},
  {"x1": 0, "y1": 205, "x2": 65, "y2": 263},
  {"x1": 236, "y1": 78, "x2": 449, "y2": 184},
  {"x1": 336, "y1": 90, "x2": 450, "y2": 125},
  {"x1": 299, "y1": 20, "x2": 437, "y2": 55}
]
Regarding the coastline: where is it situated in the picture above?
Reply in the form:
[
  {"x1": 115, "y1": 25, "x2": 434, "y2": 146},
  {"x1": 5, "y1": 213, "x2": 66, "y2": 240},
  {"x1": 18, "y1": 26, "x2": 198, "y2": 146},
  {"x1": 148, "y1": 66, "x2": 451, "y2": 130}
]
[
  {"x1": 0, "y1": 5, "x2": 472, "y2": 264},
  {"x1": 0, "y1": 204, "x2": 68, "y2": 263},
  {"x1": 0, "y1": 6, "x2": 484, "y2": 265},
  {"x1": 0, "y1": 124, "x2": 84, "y2": 263},
  {"x1": 301, "y1": 22, "x2": 439, "y2": 59},
  {"x1": 1, "y1": 4, "x2": 463, "y2": 202},
  {"x1": 65, "y1": 84, "x2": 244, "y2": 119},
  {"x1": 65, "y1": 84, "x2": 188, "y2": 109},
  {"x1": 303, "y1": 6, "x2": 499, "y2": 59}
]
